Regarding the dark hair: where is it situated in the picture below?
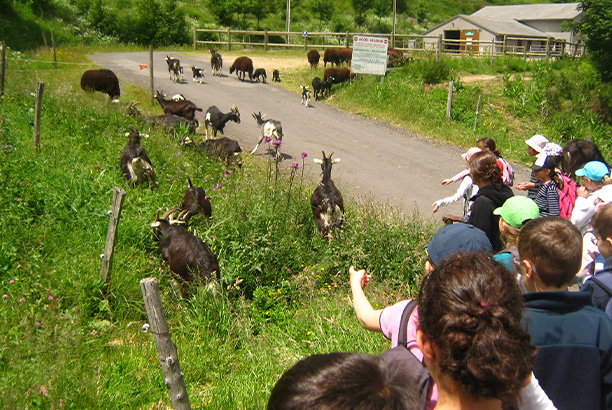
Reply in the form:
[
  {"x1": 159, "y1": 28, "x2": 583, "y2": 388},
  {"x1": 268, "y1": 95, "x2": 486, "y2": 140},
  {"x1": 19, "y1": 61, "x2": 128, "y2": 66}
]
[
  {"x1": 592, "y1": 202, "x2": 612, "y2": 241},
  {"x1": 267, "y1": 353, "x2": 420, "y2": 410},
  {"x1": 477, "y1": 137, "x2": 501, "y2": 156},
  {"x1": 469, "y1": 151, "x2": 503, "y2": 189},
  {"x1": 418, "y1": 252, "x2": 535, "y2": 405},
  {"x1": 518, "y1": 217, "x2": 582, "y2": 287}
]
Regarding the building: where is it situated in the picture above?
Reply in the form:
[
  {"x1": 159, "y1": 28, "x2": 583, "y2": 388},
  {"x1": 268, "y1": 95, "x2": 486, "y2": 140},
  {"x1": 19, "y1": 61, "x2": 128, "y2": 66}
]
[{"x1": 422, "y1": 3, "x2": 583, "y2": 56}]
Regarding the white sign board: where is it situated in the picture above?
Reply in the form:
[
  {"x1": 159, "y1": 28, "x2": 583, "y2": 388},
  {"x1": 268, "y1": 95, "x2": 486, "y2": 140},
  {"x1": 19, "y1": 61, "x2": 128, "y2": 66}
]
[{"x1": 351, "y1": 35, "x2": 389, "y2": 76}]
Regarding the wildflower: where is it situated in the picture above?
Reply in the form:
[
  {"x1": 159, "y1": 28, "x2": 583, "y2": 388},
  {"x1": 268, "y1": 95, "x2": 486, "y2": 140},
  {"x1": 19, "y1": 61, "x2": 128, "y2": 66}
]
[
  {"x1": 301, "y1": 152, "x2": 308, "y2": 159},
  {"x1": 210, "y1": 235, "x2": 215, "y2": 239},
  {"x1": 216, "y1": 183, "x2": 221, "y2": 188},
  {"x1": 205, "y1": 196, "x2": 211, "y2": 200},
  {"x1": 272, "y1": 140, "x2": 282, "y2": 149},
  {"x1": 35, "y1": 321, "x2": 41, "y2": 327},
  {"x1": 2, "y1": 294, "x2": 7, "y2": 300},
  {"x1": 264, "y1": 136, "x2": 272, "y2": 143},
  {"x1": 9, "y1": 279, "x2": 14, "y2": 284},
  {"x1": 48, "y1": 296, "x2": 54, "y2": 301},
  {"x1": 46, "y1": 289, "x2": 50, "y2": 293},
  {"x1": 291, "y1": 162, "x2": 300, "y2": 170},
  {"x1": 225, "y1": 170, "x2": 232, "y2": 176},
  {"x1": 20, "y1": 297, "x2": 26, "y2": 302},
  {"x1": 71, "y1": 308, "x2": 76, "y2": 313}
]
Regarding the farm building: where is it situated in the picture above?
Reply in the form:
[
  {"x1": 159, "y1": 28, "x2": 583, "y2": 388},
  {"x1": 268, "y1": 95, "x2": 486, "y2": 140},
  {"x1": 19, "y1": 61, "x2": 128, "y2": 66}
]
[{"x1": 422, "y1": 3, "x2": 584, "y2": 56}]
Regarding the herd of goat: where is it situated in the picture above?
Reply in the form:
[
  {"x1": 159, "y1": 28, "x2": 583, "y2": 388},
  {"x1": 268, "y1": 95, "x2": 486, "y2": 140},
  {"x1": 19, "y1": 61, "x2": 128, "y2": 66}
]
[{"x1": 80, "y1": 48, "x2": 357, "y2": 296}]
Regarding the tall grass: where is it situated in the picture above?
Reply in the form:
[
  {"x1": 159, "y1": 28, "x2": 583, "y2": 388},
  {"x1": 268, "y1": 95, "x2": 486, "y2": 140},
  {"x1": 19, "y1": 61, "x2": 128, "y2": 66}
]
[{"x1": 0, "y1": 48, "x2": 435, "y2": 409}]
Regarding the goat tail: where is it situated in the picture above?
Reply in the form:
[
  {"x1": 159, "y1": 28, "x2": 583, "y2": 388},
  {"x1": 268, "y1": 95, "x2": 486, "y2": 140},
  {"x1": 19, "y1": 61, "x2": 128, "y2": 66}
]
[{"x1": 187, "y1": 176, "x2": 193, "y2": 188}]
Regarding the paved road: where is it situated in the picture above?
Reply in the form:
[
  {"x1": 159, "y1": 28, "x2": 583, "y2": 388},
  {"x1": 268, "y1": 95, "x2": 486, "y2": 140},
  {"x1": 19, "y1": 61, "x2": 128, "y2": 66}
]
[{"x1": 91, "y1": 51, "x2": 530, "y2": 218}]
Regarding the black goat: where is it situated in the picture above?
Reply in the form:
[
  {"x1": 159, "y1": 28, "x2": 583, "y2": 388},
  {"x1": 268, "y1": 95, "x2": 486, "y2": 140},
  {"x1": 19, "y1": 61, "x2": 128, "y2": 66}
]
[
  {"x1": 210, "y1": 49, "x2": 223, "y2": 76},
  {"x1": 155, "y1": 90, "x2": 202, "y2": 121},
  {"x1": 253, "y1": 68, "x2": 267, "y2": 83},
  {"x1": 311, "y1": 151, "x2": 344, "y2": 239},
  {"x1": 119, "y1": 127, "x2": 155, "y2": 190},
  {"x1": 128, "y1": 102, "x2": 198, "y2": 134},
  {"x1": 307, "y1": 49, "x2": 320, "y2": 68},
  {"x1": 80, "y1": 69, "x2": 120, "y2": 101},
  {"x1": 151, "y1": 210, "x2": 219, "y2": 297},
  {"x1": 251, "y1": 112, "x2": 283, "y2": 156},
  {"x1": 562, "y1": 139, "x2": 610, "y2": 180},
  {"x1": 312, "y1": 77, "x2": 323, "y2": 100},
  {"x1": 300, "y1": 85, "x2": 311, "y2": 107},
  {"x1": 165, "y1": 56, "x2": 183, "y2": 83},
  {"x1": 229, "y1": 56, "x2": 254, "y2": 82},
  {"x1": 200, "y1": 137, "x2": 242, "y2": 165},
  {"x1": 272, "y1": 69, "x2": 281, "y2": 82},
  {"x1": 166, "y1": 177, "x2": 212, "y2": 225},
  {"x1": 191, "y1": 66, "x2": 205, "y2": 83},
  {"x1": 321, "y1": 78, "x2": 333, "y2": 98},
  {"x1": 204, "y1": 105, "x2": 241, "y2": 139}
]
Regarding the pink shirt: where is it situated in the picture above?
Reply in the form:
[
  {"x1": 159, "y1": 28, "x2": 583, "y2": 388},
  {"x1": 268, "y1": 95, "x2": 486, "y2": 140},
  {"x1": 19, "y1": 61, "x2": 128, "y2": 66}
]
[{"x1": 380, "y1": 300, "x2": 438, "y2": 410}]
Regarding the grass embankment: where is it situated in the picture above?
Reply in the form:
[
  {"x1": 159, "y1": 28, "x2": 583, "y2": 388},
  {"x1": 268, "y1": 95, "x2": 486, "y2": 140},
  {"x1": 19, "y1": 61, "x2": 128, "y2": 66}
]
[{"x1": 0, "y1": 47, "x2": 435, "y2": 409}]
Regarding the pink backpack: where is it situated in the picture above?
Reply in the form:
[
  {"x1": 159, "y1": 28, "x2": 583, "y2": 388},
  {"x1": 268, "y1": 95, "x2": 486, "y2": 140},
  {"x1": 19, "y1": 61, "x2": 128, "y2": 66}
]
[{"x1": 557, "y1": 174, "x2": 577, "y2": 219}]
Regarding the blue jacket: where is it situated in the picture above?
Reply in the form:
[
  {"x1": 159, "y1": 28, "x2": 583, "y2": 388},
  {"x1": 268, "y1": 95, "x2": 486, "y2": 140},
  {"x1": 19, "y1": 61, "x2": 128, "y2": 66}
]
[
  {"x1": 583, "y1": 256, "x2": 612, "y2": 314},
  {"x1": 522, "y1": 291, "x2": 612, "y2": 410}
]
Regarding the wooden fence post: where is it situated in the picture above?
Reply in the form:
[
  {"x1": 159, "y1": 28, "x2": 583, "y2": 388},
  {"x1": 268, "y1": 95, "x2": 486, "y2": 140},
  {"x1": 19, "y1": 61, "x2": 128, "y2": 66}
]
[
  {"x1": 474, "y1": 94, "x2": 481, "y2": 131},
  {"x1": 304, "y1": 34, "x2": 308, "y2": 51},
  {"x1": 100, "y1": 187, "x2": 126, "y2": 284},
  {"x1": 264, "y1": 30, "x2": 268, "y2": 52},
  {"x1": 545, "y1": 37, "x2": 550, "y2": 60},
  {"x1": 42, "y1": 32, "x2": 48, "y2": 48},
  {"x1": 34, "y1": 82, "x2": 45, "y2": 149},
  {"x1": 0, "y1": 41, "x2": 5, "y2": 98},
  {"x1": 345, "y1": 31, "x2": 350, "y2": 48},
  {"x1": 446, "y1": 80, "x2": 453, "y2": 120},
  {"x1": 503, "y1": 35, "x2": 507, "y2": 56},
  {"x1": 149, "y1": 46, "x2": 154, "y2": 106},
  {"x1": 436, "y1": 34, "x2": 442, "y2": 61},
  {"x1": 218, "y1": 31, "x2": 222, "y2": 48},
  {"x1": 52, "y1": 30, "x2": 57, "y2": 68},
  {"x1": 227, "y1": 30, "x2": 231, "y2": 51},
  {"x1": 193, "y1": 28, "x2": 197, "y2": 50},
  {"x1": 490, "y1": 39, "x2": 495, "y2": 67},
  {"x1": 140, "y1": 278, "x2": 191, "y2": 410}
]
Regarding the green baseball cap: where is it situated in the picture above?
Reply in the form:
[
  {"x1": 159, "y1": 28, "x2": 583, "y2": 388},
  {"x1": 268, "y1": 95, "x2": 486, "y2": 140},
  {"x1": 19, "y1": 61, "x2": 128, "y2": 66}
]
[{"x1": 493, "y1": 196, "x2": 540, "y2": 229}]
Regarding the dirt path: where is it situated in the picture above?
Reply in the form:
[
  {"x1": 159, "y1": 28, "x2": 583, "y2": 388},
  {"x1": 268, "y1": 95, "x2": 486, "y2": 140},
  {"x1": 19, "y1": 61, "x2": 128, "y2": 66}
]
[{"x1": 90, "y1": 51, "x2": 530, "y2": 218}]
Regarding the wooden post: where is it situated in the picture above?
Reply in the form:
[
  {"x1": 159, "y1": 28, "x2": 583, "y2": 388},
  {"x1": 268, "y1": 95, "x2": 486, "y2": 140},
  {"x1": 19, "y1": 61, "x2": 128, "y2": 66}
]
[
  {"x1": 490, "y1": 39, "x2": 494, "y2": 67},
  {"x1": 446, "y1": 80, "x2": 453, "y2": 120},
  {"x1": 149, "y1": 46, "x2": 154, "y2": 106},
  {"x1": 100, "y1": 187, "x2": 126, "y2": 284},
  {"x1": 42, "y1": 32, "x2": 48, "y2": 48},
  {"x1": 193, "y1": 28, "x2": 197, "y2": 50},
  {"x1": 561, "y1": 40, "x2": 566, "y2": 58},
  {"x1": 437, "y1": 34, "x2": 442, "y2": 61},
  {"x1": 34, "y1": 82, "x2": 45, "y2": 149},
  {"x1": 218, "y1": 31, "x2": 222, "y2": 48},
  {"x1": 0, "y1": 41, "x2": 5, "y2": 98},
  {"x1": 304, "y1": 33, "x2": 308, "y2": 51},
  {"x1": 140, "y1": 278, "x2": 191, "y2": 410},
  {"x1": 227, "y1": 30, "x2": 231, "y2": 51},
  {"x1": 264, "y1": 30, "x2": 268, "y2": 52},
  {"x1": 52, "y1": 30, "x2": 57, "y2": 68},
  {"x1": 545, "y1": 37, "x2": 550, "y2": 60},
  {"x1": 572, "y1": 40, "x2": 580, "y2": 59},
  {"x1": 345, "y1": 31, "x2": 350, "y2": 48},
  {"x1": 503, "y1": 35, "x2": 507, "y2": 56},
  {"x1": 473, "y1": 94, "x2": 481, "y2": 131}
]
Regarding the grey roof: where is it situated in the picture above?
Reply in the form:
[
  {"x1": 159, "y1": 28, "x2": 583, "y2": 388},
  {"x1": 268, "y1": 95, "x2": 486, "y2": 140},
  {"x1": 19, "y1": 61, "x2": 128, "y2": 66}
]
[
  {"x1": 423, "y1": 15, "x2": 549, "y2": 37},
  {"x1": 471, "y1": 3, "x2": 583, "y2": 21}
]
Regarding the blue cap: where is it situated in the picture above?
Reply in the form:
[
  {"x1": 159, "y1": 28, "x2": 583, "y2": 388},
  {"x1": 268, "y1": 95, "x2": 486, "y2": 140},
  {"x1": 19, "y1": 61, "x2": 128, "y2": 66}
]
[
  {"x1": 575, "y1": 161, "x2": 610, "y2": 182},
  {"x1": 426, "y1": 223, "x2": 493, "y2": 266}
]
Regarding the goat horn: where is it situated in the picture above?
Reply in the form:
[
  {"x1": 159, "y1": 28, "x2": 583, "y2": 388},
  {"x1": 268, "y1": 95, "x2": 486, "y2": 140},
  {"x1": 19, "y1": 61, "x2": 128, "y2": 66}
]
[
  {"x1": 187, "y1": 176, "x2": 193, "y2": 187},
  {"x1": 162, "y1": 207, "x2": 180, "y2": 220},
  {"x1": 322, "y1": 151, "x2": 326, "y2": 158},
  {"x1": 329, "y1": 152, "x2": 334, "y2": 158},
  {"x1": 177, "y1": 209, "x2": 189, "y2": 221},
  {"x1": 156, "y1": 209, "x2": 161, "y2": 220}
]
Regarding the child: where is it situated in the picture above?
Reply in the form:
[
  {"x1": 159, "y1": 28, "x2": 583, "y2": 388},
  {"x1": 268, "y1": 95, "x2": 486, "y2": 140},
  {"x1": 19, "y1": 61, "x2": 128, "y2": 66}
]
[
  {"x1": 433, "y1": 147, "x2": 480, "y2": 220},
  {"x1": 583, "y1": 202, "x2": 612, "y2": 315},
  {"x1": 477, "y1": 137, "x2": 515, "y2": 187},
  {"x1": 516, "y1": 134, "x2": 550, "y2": 198},
  {"x1": 531, "y1": 152, "x2": 562, "y2": 217},
  {"x1": 519, "y1": 217, "x2": 612, "y2": 410},
  {"x1": 571, "y1": 161, "x2": 611, "y2": 234}
]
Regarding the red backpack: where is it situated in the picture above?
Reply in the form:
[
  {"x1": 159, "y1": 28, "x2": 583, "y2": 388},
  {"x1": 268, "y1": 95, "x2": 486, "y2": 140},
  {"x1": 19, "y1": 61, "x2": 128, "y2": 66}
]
[{"x1": 557, "y1": 174, "x2": 577, "y2": 219}]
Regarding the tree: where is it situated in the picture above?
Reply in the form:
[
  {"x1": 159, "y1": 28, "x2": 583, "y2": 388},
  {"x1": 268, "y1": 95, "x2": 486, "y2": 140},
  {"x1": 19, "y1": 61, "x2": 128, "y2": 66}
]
[
  {"x1": 307, "y1": 0, "x2": 335, "y2": 22},
  {"x1": 572, "y1": 0, "x2": 612, "y2": 82},
  {"x1": 351, "y1": 0, "x2": 373, "y2": 26}
]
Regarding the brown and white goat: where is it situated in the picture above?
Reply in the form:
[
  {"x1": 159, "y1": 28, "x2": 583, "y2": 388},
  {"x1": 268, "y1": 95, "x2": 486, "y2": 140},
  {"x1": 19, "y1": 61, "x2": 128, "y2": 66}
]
[
  {"x1": 210, "y1": 49, "x2": 223, "y2": 76},
  {"x1": 165, "y1": 55, "x2": 183, "y2": 83},
  {"x1": 151, "y1": 210, "x2": 220, "y2": 297},
  {"x1": 119, "y1": 127, "x2": 155, "y2": 190},
  {"x1": 311, "y1": 151, "x2": 344, "y2": 239},
  {"x1": 199, "y1": 137, "x2": 242, "y2": 166},
  {"x1": 155, "y1": 90, "x2": 202, "y2": 121},
  {"x1": 128, "y1": 102, "x2": 198, "y2": 134},
  {"x1": 204, "y1": 105, "x2": 241, "y2": 139},
  {"x1": 251, "y1": 112, "x2": 283, "y2": 156},
  {"x1": 166, "y1": 177, "x2": 212, "y2": 225}
]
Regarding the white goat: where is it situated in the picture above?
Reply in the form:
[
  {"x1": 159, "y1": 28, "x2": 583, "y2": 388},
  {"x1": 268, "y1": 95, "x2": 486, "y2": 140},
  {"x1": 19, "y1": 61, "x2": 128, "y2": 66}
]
[
  {"x1": 300, "y1": 85, "x2": 311, "y2": 107},
  {"x1": 251, "y1": 112, "x2": 283, "y2": 156}
]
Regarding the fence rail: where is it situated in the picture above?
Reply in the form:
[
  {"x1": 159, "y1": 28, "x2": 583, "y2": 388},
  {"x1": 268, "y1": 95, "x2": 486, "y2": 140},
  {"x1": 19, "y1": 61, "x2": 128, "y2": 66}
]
[{"x1": 193, "y1": 29, "x2": 585, "y2": 59}]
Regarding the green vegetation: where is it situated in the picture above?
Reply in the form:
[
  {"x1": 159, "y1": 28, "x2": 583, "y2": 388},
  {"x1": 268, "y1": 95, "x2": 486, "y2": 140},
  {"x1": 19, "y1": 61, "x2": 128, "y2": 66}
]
[{"x1": 0, "y1": 47, "x2": 435, "y2": 409}]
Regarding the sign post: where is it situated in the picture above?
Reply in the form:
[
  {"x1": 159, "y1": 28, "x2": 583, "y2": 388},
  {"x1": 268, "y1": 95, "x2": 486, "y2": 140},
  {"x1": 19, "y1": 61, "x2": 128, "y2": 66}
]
[{"x1": 351, "y1": 35, "x2": 389, "y2": 78}]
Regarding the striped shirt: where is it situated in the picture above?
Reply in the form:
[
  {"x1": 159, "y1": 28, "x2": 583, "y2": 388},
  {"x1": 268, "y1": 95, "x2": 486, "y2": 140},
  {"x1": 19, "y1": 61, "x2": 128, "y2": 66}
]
[{"x1": 534, "y1": 180, "x2": 560, "y2": 217}]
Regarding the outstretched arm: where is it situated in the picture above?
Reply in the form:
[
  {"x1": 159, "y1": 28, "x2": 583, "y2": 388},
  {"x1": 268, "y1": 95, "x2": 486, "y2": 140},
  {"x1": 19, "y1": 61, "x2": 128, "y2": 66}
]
[{"x1": 349, "y1": 266, "x2": 383, "y2": 332}]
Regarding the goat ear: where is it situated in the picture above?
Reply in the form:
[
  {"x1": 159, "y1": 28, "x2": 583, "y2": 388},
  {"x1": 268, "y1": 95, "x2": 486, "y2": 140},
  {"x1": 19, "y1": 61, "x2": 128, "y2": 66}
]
[
  {"x1": 332, "y1": 158, "x2": 341, "y2": 163},
  {"x1": 151, "y1": 221, "x2": 161, "y2": 228},
  {"x1": 313, "y1": 158, "x2": 323, "y2": 164}
]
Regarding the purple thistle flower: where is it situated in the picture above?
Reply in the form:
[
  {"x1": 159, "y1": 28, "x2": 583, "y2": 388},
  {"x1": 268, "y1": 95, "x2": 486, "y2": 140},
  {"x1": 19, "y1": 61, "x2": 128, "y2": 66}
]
[
  {"x1": 216, "y1": 183, "x2": 221, "y2": 188},
  {"x1": 205, "y1": 196, "x2": 211, "y2": 200},
  {"x1": 20, "y1": 297, "x2": 26, "y2": 302},
  {"x1": 301, "y1": 152, "x2": 308, "y2": 159},
  {"x1": 2, "y1": 294, "x2": 7, "y2": 300},
  {"x1": 264, "y1": 136, "x2": 272, "y2": 143},
  {"x1": 272, "y1": 140, "x2": 282, "y2": 149},
  {"x1": 9, "y1": 279, "x2": 14, "y2": 284},
  {"x1": 35, "y1": 321, "x2": 41, "y2": 327},
  {"x1": 292, "y1": 162, "x2": 300, "y2": 169},
  {"x1": 48, "y1": 296, "x2": 54, "y2": 301}
]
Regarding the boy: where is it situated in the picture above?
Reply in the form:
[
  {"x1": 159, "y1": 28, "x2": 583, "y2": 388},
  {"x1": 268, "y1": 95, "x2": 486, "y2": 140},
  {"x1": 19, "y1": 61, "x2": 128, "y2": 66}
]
[
  {"x1": 516, "y1": 134, "x2": 549, "y2": 198},
  {"x1": 583, "y1": 202, "x2": 612, "y2": 314},
  {"x1": 519, "y1": 217, "x2": 612, "y2": 410}
]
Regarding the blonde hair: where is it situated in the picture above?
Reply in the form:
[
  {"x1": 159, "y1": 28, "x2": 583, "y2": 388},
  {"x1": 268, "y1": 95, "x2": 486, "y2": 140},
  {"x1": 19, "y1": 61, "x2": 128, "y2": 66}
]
[{"x1": 499, "y1": 218, "x2": 520, "y2": 247}]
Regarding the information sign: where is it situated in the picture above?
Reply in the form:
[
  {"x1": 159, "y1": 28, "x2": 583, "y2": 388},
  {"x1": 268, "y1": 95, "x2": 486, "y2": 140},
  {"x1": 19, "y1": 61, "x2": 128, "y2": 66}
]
[{"x1": 351, "y1": 35, "x2": 389, "y2": 76}]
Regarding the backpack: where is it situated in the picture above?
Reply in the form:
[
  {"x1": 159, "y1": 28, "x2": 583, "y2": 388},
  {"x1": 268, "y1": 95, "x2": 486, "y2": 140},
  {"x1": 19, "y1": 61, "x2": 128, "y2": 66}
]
[
  {"x1": 585, "y1": 272, "x2": 612, "y2": 318},
  {"x1": 557, "y1": 174, "x2": 577, "y2": 220},
  {"x1": 497, "y1": 157, "x2": 515, "y2": 187},
  {"x1": 379, "y1": 300, "x2": 431, "y2": 410}
]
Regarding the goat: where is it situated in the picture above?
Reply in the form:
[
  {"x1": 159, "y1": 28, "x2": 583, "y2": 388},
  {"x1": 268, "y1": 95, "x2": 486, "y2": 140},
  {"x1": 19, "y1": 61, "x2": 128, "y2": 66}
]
[
  {"x1": 324, "y1": 68, "x2": 355, "y2": 84},
  {"x1": 171, "y1": 94, "x2": 185, "y2": 101},
  {"x1": 562, "y1": 139, "x2": 610, "y2": 180},
  {"x1": 128, "y1": 102, "x2": 198, "y2": 134},
  {"x1": 251, "y1": 112, "x2": 283, "y2": 156},
  {"x1": 165, "y1": 177, "x2": 212, "y2": 225},
  {"x1": 253, "y1": 68, "x2": 267, "y2": 83},
  {"x1": 204, "y1": 105, "x2": 241, "y2": 139},
  {"x1": 80, "y1": 69, "x2": 120, "y2": 101},
  {"x1": 229, "y1": 56, "x2": 254, "y2": 82},
  {"x1": 210, "y1": 49, "x2": 223, "y2": 76},
  {"x1": 199, "y1": 137, "x2": 242, "y2": 165},
  {"x1": 311, "y1": 77, "x2": 323, "y2": 100},
  {"x1": 321, "y1": 78, "x2": 333, "y2": 98},
  {"x1": 300, "y1": 85, "x2": 312, "y2": 107},
  {"x1": 151, "y1": 210, "x2": 219, "y2": 297},
  {"x1": 311, "y1": 151, "x2": 344, "y2": 239},
  {"x1": 272, "y1": 69, "x2": 281, "y2": 82},
  {"x1": 191, "y1": 66, "x2": 205, "y2": 83},
  {"x1": 338, "y1": 47, "x2": 353, "y2": 65},
  {"x1": 307, "y1": 49, "x2": 320, "y2": 69},
  {"x1": 119, "y1": 127, "x2": 155, "y2": 190},
  {"x1": 155, "y1": 90, "x2": 202, "y2": 121},
  {"x1": 323, "y1": 48, "x2": 340, "y2": 67},
  {"x1": 165, "y1": 56, "x2": 183, "y2": 83}
]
